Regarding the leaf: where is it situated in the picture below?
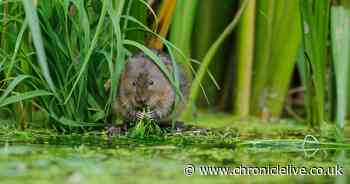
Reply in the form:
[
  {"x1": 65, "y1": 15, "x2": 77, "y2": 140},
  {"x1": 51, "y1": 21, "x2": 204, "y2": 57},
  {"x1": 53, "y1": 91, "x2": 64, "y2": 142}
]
[
  {"x1": 64, "y1": 0, "x2": 108, "y2": 104},
  {"x1": 6, "y1": 21, "x2": 27, "y2": 78},
  {"x1": 300, "y1": 0, "x2": 330, "y2": 126},
  {"x1": 182, "y1": 0, "x2": 249, "y2": 120},
  {"x1": 0, "y1": 90, "x2": 52, "y2": 107},
  {"x1": 0, "y1": 75, "x2": 29, "y2": 104},
  {"x1": 22, "y1": 0, "x2": 57, "y2": 93},
  {"x1": 331, "y1": 6, "x2": 350, "y2": 130},
  {"x1": 89, "y1": 111, "x2": 105, "y2": 123},
  {"x1": 57, "y1": 116, "x2": 98, "y2": 127}
]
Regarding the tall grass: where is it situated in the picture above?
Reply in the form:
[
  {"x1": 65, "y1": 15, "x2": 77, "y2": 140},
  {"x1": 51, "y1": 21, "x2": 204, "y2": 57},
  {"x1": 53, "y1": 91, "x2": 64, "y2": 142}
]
[
  {"x1": 331, "y1": 3, "x2": 350, "y2": 131},
  {"x1": 22, "y1": 0, "x2": 56, "y2": 94},
  {"x1": 190, "y1": 0, "x2": 235, "y2": 108},
  {"x1": 182, "y1": 0, "x2": 249, "y2": 120},
  {"x1": 124, "y1": 0, "x2": 147, "y2": 48},
  {"x1": 0, "y1": 0, "x2": 349, "y2": 137},
  {"x1": 251, "y1": 0, "x2": 301, "y2": 121},
  {"x1": 300, "y1": 0, "x2": 330, "y2": 127},
  {"x1": 0, "y1": 0, "x2": 131, "y2": 127},
  {"x1": 233, "y1": 0, "x2": 255, "y2": 119},
  {"x1": 1, "y1": 0, "x2": 8, "y2": 51},
  {"x1": 169, "y1": 0, "x2": 198, "y2": 68},
  {"x1": 0, "y1": 0, "x2": 187, "y2": 128}
]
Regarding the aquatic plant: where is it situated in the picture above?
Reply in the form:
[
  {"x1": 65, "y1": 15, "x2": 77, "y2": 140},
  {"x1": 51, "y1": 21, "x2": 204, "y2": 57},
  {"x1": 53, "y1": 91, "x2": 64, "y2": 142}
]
[{"x1": 0, "y1": 0, "x2": 349, "y2": 139}]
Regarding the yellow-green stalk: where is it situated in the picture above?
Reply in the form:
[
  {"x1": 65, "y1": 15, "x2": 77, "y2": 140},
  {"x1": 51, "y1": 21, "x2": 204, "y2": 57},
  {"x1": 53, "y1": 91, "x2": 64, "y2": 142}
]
[{"x1": 233, "y1": 0, "x2": 256, "y2": 119}]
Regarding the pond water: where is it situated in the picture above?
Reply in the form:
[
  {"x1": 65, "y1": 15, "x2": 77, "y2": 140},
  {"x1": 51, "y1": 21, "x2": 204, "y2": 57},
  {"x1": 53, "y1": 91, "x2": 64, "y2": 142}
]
[
  {"x1": 0, "y1": 134, "x2": 349, "y2": 184},
  {"x1": 1, "y1": 113, "x2": 349, "y2": 183}
]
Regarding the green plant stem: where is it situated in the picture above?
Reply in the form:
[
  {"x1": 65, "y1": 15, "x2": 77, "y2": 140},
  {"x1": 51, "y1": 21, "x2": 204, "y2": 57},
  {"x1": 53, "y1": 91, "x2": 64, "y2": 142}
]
[
  {"x1": 65, "y1": 0, "x2": 108, "y2": 104},
  {"x1": 192, "y1": 0, "x2": 235, "y2": 108},
  {"x1": 251, "y1": 1, "x2": 301, "y2": 121},
  {"x1": 22, "y1": 0, "x2": 57, "y2": 94},
  {"x1": 263, "y1": 1, "x2": 301, "y2": 120},
  {"x1": 1, "y1": 0, "x2": 8, "y2": 51},
  {"x1": 125, "y1": 0, "x2": 147, "y2": 51},
  {"x1": 331, "y1": 6, "x2": 350, "y2": 130},
  {"x1": 250, "y1": 0, "x2": 275, "y2": 116},
  {"x1": 300, "y1": 0, "x2": 330, "y2": 127},
  {"x1": 181, "y1": 0, "x2": 249, "y2": 120},
  {"x1": 169, "y1": 0, "x2": 198, "y2": 70},
  {"x1": 233, "y1": 0, "x2": 256, "y2": 118}
]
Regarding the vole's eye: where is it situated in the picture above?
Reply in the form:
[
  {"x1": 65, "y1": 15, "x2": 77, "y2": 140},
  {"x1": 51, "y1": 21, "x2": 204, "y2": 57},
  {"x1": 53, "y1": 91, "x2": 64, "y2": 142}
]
[
  {"x1": 149, "y1": 80, "x2": 154, "y2": 85},
  {"x1": 132, "y1": 81, "x2": 136, "y2": 86}
]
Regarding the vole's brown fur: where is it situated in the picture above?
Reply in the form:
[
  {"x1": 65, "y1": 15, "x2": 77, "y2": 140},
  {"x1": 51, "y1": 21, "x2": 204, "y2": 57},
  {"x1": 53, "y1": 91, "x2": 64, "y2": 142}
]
[{"x1": 113, "y1": 49, "x2": 189, "y2": 123}]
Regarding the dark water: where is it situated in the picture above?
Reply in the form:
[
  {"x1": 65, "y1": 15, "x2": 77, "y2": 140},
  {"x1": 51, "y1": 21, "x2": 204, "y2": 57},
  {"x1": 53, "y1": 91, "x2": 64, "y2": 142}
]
[{"x1": 0, "y1": 134, "x2": 349, "y2": 184}]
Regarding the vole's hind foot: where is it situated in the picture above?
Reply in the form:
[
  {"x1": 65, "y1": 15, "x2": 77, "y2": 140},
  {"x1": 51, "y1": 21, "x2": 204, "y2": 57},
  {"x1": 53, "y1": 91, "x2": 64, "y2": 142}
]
[{"x1": 105, "y1": 123, "x2": 128, "y2": 137}]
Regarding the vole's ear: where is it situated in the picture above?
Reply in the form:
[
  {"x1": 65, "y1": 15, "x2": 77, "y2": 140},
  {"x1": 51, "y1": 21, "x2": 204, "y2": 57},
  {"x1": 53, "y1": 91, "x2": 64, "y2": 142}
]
[{"x1": 159, "y1": 54, "x2": 173, "y2": 73}]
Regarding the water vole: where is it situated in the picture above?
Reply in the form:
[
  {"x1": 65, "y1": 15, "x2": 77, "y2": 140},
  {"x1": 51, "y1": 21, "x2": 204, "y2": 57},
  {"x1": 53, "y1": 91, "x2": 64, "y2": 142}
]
[{"x1": 113, "y1": 49, "x2": 189, "y2": 123}]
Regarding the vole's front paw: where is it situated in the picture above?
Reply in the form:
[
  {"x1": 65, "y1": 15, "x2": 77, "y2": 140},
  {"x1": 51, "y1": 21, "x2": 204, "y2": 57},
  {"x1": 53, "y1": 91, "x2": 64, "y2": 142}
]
[
  {"x1": 135, "y1": 111, "x2": 144, "y2": 120},
  {"x1": 148, "y1": 111, "x2": 159, "y2": 121}
]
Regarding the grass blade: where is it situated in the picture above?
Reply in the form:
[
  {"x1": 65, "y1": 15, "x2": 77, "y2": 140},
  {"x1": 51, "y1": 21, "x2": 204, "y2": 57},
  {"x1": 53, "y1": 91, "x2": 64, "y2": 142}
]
[
  {"x1": 5, "y1": 21, "x2": 27, "y2": 78},
  {"x1": 169, "y1": 0, "x2": 198, "y2": 64},
  {"x1": 251, "y1": 0, "x2": 301, "y2": 120},
  {"x1": 191, "y1": 0, "x2": 234, "y2": 107},
  {"x1": 331, "y1": 6, "x2": 350, "y2": 130},
  {"x1": 300, "y1": 0, "x2": 330, "y2": 127},
  {"x1": 0, "y1": 90, "x2": 52, "y2": 108},
  {"x1": 0, "y1": 75, "x2": 29, "y2": 104},
  {"x1": 64, "y1": 0, "x2": 107, "y2": 104},
  {"x1": 233, "y1": 0, "x2": 256, "y2": 118},
  {"x1": 182, "y1": 0, "x2": 249, "y2": 120},
  {"x1": 22, "y1": 0, "x2": 56, "y2": 93}
]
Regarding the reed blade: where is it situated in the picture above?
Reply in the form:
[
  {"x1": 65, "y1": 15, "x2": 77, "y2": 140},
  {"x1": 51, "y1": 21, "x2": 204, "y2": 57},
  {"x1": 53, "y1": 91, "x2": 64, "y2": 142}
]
[
  {"x1": 300, "y1": 0, "x2": 330, "y2": 127},
  {"x1": 233, "y1": 0, "x2": 256, "y2": 118},
  {"x1": 22, "y1": 0, "x2": 56, "y2": 94},
  {"x1": 331, "y1": 6, "x2": 350, "y2": 130}
]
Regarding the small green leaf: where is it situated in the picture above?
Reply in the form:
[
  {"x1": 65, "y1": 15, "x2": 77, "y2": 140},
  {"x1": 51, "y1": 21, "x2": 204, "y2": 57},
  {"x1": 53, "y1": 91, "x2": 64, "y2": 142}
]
[{"x1": 0, "y1": 90, "x2": 52, "y2": 107}]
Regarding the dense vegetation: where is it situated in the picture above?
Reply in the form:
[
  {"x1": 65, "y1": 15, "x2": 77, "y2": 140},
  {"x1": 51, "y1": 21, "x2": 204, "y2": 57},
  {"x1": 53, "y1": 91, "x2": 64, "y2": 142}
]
[
  {"x1": 0, "y1": 0, "x2": 349, "y2": 138},
  {"x1": 1, "y1": 1, "x2": 350, "y2": 183}
]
